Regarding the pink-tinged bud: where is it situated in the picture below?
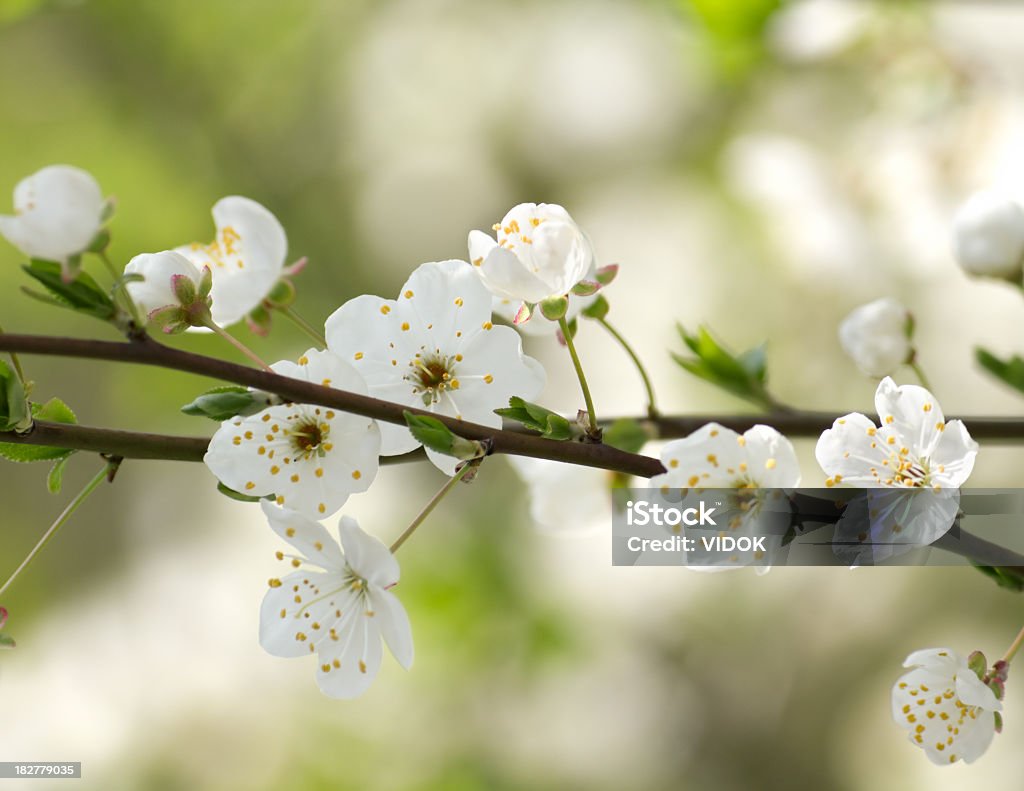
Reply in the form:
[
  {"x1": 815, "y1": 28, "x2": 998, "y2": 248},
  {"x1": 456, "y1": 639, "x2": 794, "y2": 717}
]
[
  {"x1": 513, "y1": 302, "x2": 532, "y2": 325},
  {"x1": 283, "y1": 256, "x2": 308, "y2": 277}
]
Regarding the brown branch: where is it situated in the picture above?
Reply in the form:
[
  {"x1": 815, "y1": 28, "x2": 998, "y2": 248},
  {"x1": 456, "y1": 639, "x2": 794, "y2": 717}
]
[{"x1": 0, "y1": 333, "x2": 665, "y2": 477}]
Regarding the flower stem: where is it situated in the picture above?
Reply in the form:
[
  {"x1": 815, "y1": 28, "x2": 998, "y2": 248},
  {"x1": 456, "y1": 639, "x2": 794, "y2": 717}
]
[
  {"x1": 0, "y1": 460, "x2": 116, "y2": 599},
  {"x1": 1002, "y1": 623, "x2": 1024, "y2": 664},
  {"x1": 277, "y1": 306, "x2": 327, "y2": 348},
  {"x1": 98, "y1": 251, "x2": 143, "y2": 327},
  {"x1": 203, "y1": 321, "x2": 274, "y2": 372},
  {"x1": 595, "y1": 317, "x2": 658, "y2": 417},
  {"x1": 558, "y1": 317, "x2": 599, "y2": 435},
  {"x1": 909, "y1": 359, "x2": 933, "y2": 391},
  {"x1": 390, "y1": 461, "x2": 477, "y2": 553}
]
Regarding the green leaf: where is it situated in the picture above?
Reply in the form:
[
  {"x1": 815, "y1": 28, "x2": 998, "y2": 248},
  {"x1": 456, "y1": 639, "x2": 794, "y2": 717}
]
[
  {"x1": 22, "y1": 260, "x2": 116, "y2": 321},
  {"x1": 47, "y1": 453, "x2": 74, "y2": 494},
  {"x1": 403, "y1": 410, "x2": 485, "y2": 459},
  {"x1": 976, "y1": 347, "x2": 1024, "y2": 396},
  {"x1": 672, "y1": 325, "x2": 775, "y2": 409},
  {"x1": 603, "y1": 418, "x2": 650, "y2": 454},
  {"x1": 0, "y1": 360, "x2": 30, "y2": 433},
  {"x1": 0, "y1": 633, "x2": 14, "y2": 649},
  {"x1": 217, "y1": 482, "x2": 266, "y2": 503},
  {"x1": 0, "y1": 397, "x2": 78, "y2": 462},
  {"x1": 182, "y1": 386, "x2": 271, "y2": 421},
  {"x1": 495, "y1": 397, "x2": 579, "y2": 440},
  {"x1": 581, "y1": 294, "x2": 610, "y2": 321},
  {"x1": 967, "y1": 651, "x2": 988, "y2": 680},
  {"x1": 595, "y1": 264, "x2": 619, "y2": 287},
  {"x1": 971, "y1": 563, "x2": 1024, "y2": 592},
  {"x1": 86, "y1": 228, "x2": 111, "y2": 254},
  {"x1": 682, "y1": 0, "x2": 784, "y2": 79},
  {"x1": 571, "y1": 280, "x2": 600, "y2": 297}
]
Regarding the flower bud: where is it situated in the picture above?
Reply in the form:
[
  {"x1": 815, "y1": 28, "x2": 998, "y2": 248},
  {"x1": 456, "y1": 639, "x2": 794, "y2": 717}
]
[
  {"x1": 838, "y1": 297, "x2": 912, "y2": 377},
  {"x1": 952, "y1": 191, "x2": 1024, "y2": 281}
]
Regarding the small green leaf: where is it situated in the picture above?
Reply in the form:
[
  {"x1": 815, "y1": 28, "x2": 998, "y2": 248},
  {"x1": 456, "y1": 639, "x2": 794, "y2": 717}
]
[
  {"x1": 0, "y1": 360, "x2": 30, "y2": 433},
  {"x1": 495, "y1": 397, "x2": 579, "y2": 441},
  {"x1": 403, "y1": 410, "x2": 485, "y2": 459},
  {"x1": 603, "y1": 418, "x2": 650, "y2": 454},
  {"x1": 0, "y1": 397, "x2": 78, "y2": 461},
  {"x1": 22, "y1": 260, "x2": 116, "y2": 321},
  {"x1": 971, "y1": 563, "x2": 1024, "y2": 592},
  {"x1": 967, "y1": 651, "x2": 988, "y2": 680},
  {"x1": 181, "y1": 386, "x2": 272, "y2": 421},
  {"x1": 217, "y1": 482, "x2": 266, "y2": 503},
  {"x1": 47, "y1": 453, "x2": 74, "y2": 494},
  {"x1": 672, "y1": 324, "x2": 775, "y2": 409},
  {"x1": 581, "y1": 294, "x2": 610, "y2": 321},
  {"x1": 265, "y1": 278, "x2": 296, "y2": 308},
  {"x1": 976, "y1": 347, "x2": 1024, "y2": 396},
  {"x1": 0, "y1": 633, "x2": 15, "y2": 649}
]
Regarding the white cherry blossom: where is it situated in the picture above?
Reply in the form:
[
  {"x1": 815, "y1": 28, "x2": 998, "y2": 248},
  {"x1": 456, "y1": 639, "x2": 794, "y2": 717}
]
[
  {"x1": 204, "y1": 349, "x2": 380, "y2": 519},
  {"x1": 176, "y1": 196, "x2": 288, "y2": 328},
  {"x1": 952, "y1": 190, "x2": 1024, "y2": 281},
  {"x1": 892, "y1": 648, "x2": 1001, "y2": 765},
  {"x1": 325, "y1": 259, "x2": 545, "y2": 474},
  {"x1": 649, "y1": 423, "x2": 801, "y2": 571},
  {"x1": 468, "y1": 202, "x2": 594, "y2": 319},
  {"x1": 815, "y1": 377, "x2": 977, "y2": 490},
  {"x1": 260, "y1": 502, "x2": 413, "y2": 699},
  {"x1": 0, "y1": 165, "x2": 106, "y2": 271},
  {"x1": 124, "y1": 250, "x2": 209, "y2": 321},
  {"x1": 838, "y1": 297, "x2": 911, "y2": 377}
]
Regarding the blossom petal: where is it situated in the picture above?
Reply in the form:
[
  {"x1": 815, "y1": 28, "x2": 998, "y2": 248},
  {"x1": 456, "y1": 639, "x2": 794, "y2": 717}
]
[
  {"x1": 928, "y1": 420, "x2": 978, "y2": 488},
  {"x1": 368, "y1": 587, "x2": 414, "y2": 669},
  {"x1": 338, "y1": 516, "x2": 400, "y2": 589},
  {"x1": 259, "y1": 570, "x2": 334, "y2": 657},
  {"x1": 956, "y1": 670, "x2": 1001, "y2": 711},
  {"x1": 260, "y1": 501, "x2": 344, "y2": 569},
  {"x1": 315, "y1": 607, "x2": 383, "y2": 699},
  {"x1": 479, "y1": 245, "x2": 554, "y2": 303}
]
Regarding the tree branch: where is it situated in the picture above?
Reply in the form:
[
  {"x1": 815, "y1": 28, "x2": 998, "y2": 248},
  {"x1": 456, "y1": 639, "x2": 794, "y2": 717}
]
[
  {"x1": 3, "y1": 333, "x2": 1024, "y2": 481},
  {"x1": 0, "y1": 333, "x2": 665, "y2": 477}
]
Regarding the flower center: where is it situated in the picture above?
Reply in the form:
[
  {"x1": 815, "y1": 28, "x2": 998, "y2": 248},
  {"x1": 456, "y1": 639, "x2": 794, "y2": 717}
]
[
  {"x1": 289, "y1": 417, "x2": 328, "y2": 459},
  {"x1": 405, "y1": 353, "x2": 459, "y2": 405}
]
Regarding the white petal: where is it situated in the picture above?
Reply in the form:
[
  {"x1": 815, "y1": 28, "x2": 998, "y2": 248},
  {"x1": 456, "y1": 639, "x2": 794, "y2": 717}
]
[
  {"x1": 468, "y1": 229, "x2": 497, "y2": 267},
  {"x1": 958, "y1": 712, "x2": 998, "y2": 763},
  {"x1": 338, "y1": 516, "x2": 400, "y2": 589},
  {"x1": 928, "y1": 420, "x2": 978, "y2": 488},
  {"x1": 903, "y1": 647, "x2": 960, "y2": 671},
  {"x1": 368, "y1": 587, "x2": 414, "y2": 669},
  {"x1": 259, "y1": 501, "x2": 344, "y2": 569},
  {"x1": 814, "y1": 412, "x2": 889, "y2": 484},
  {"x1": 656, "y1": 423, "x2": 748, "y2": 488},
  {"x1": 956, "y1": 670, "x2": 1001, "y2": 711},
  {"x1": 259, "y1": 570, "x2": 335, "y2": 657},
  {"x1": 176, "y1": 196, "x2": 287, "y2": 328},
  {"x1": 315, "y1": 607, "x2": 384, "y2": 699},
  {"x1": 740, "y1": 425, "x2": 801, "y2": 487},
  {"x1": 478, "y1": 245, "x2": 554, "y2": 303}
]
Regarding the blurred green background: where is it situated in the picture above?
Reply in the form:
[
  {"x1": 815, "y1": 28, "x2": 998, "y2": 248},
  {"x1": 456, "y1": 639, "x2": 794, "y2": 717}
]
[{"x1": 2, "y1": 0, "x2": 1024, "y2": 788}]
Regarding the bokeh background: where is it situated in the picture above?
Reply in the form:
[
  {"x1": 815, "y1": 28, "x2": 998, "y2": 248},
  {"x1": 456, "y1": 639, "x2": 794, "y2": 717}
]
[{"x1": 2, "y1": 0, "x2": 1024, "y2": 788}]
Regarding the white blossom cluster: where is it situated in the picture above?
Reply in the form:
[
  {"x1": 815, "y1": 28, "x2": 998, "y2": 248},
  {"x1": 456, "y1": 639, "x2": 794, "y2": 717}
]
[{"x1": 0, "y1": 165, "x2": 1011, "y2": 763}]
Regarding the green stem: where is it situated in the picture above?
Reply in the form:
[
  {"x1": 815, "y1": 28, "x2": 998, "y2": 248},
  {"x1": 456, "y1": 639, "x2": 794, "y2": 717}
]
[
  {"x1": 558, "y1": 317, "x2": 598, "y2": 435},
  {"x1": 596, "y1": 317, "x2": 658, "y2": 417},
  {"x1": 277, "y1": 306, "x2": 326, "y2": 348},
  {"x1": 909, "y1": 359, "x2": 933, "y2": 392},
  {"x1": 98, "y1": 251, "x2": 143, "y2": 327},
  {"x1": 204, "y1": 321, "x2": 274, "y2": 372},
  {"x1": 0, "y1": 460, "x2": 115, "y2": 599},
  {"x1": 390, "y1": 461, "x2": 477, "y2": 553},
  {"x1": 1002, "y1": 623, "x2": 1024, "y2": 664}
]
